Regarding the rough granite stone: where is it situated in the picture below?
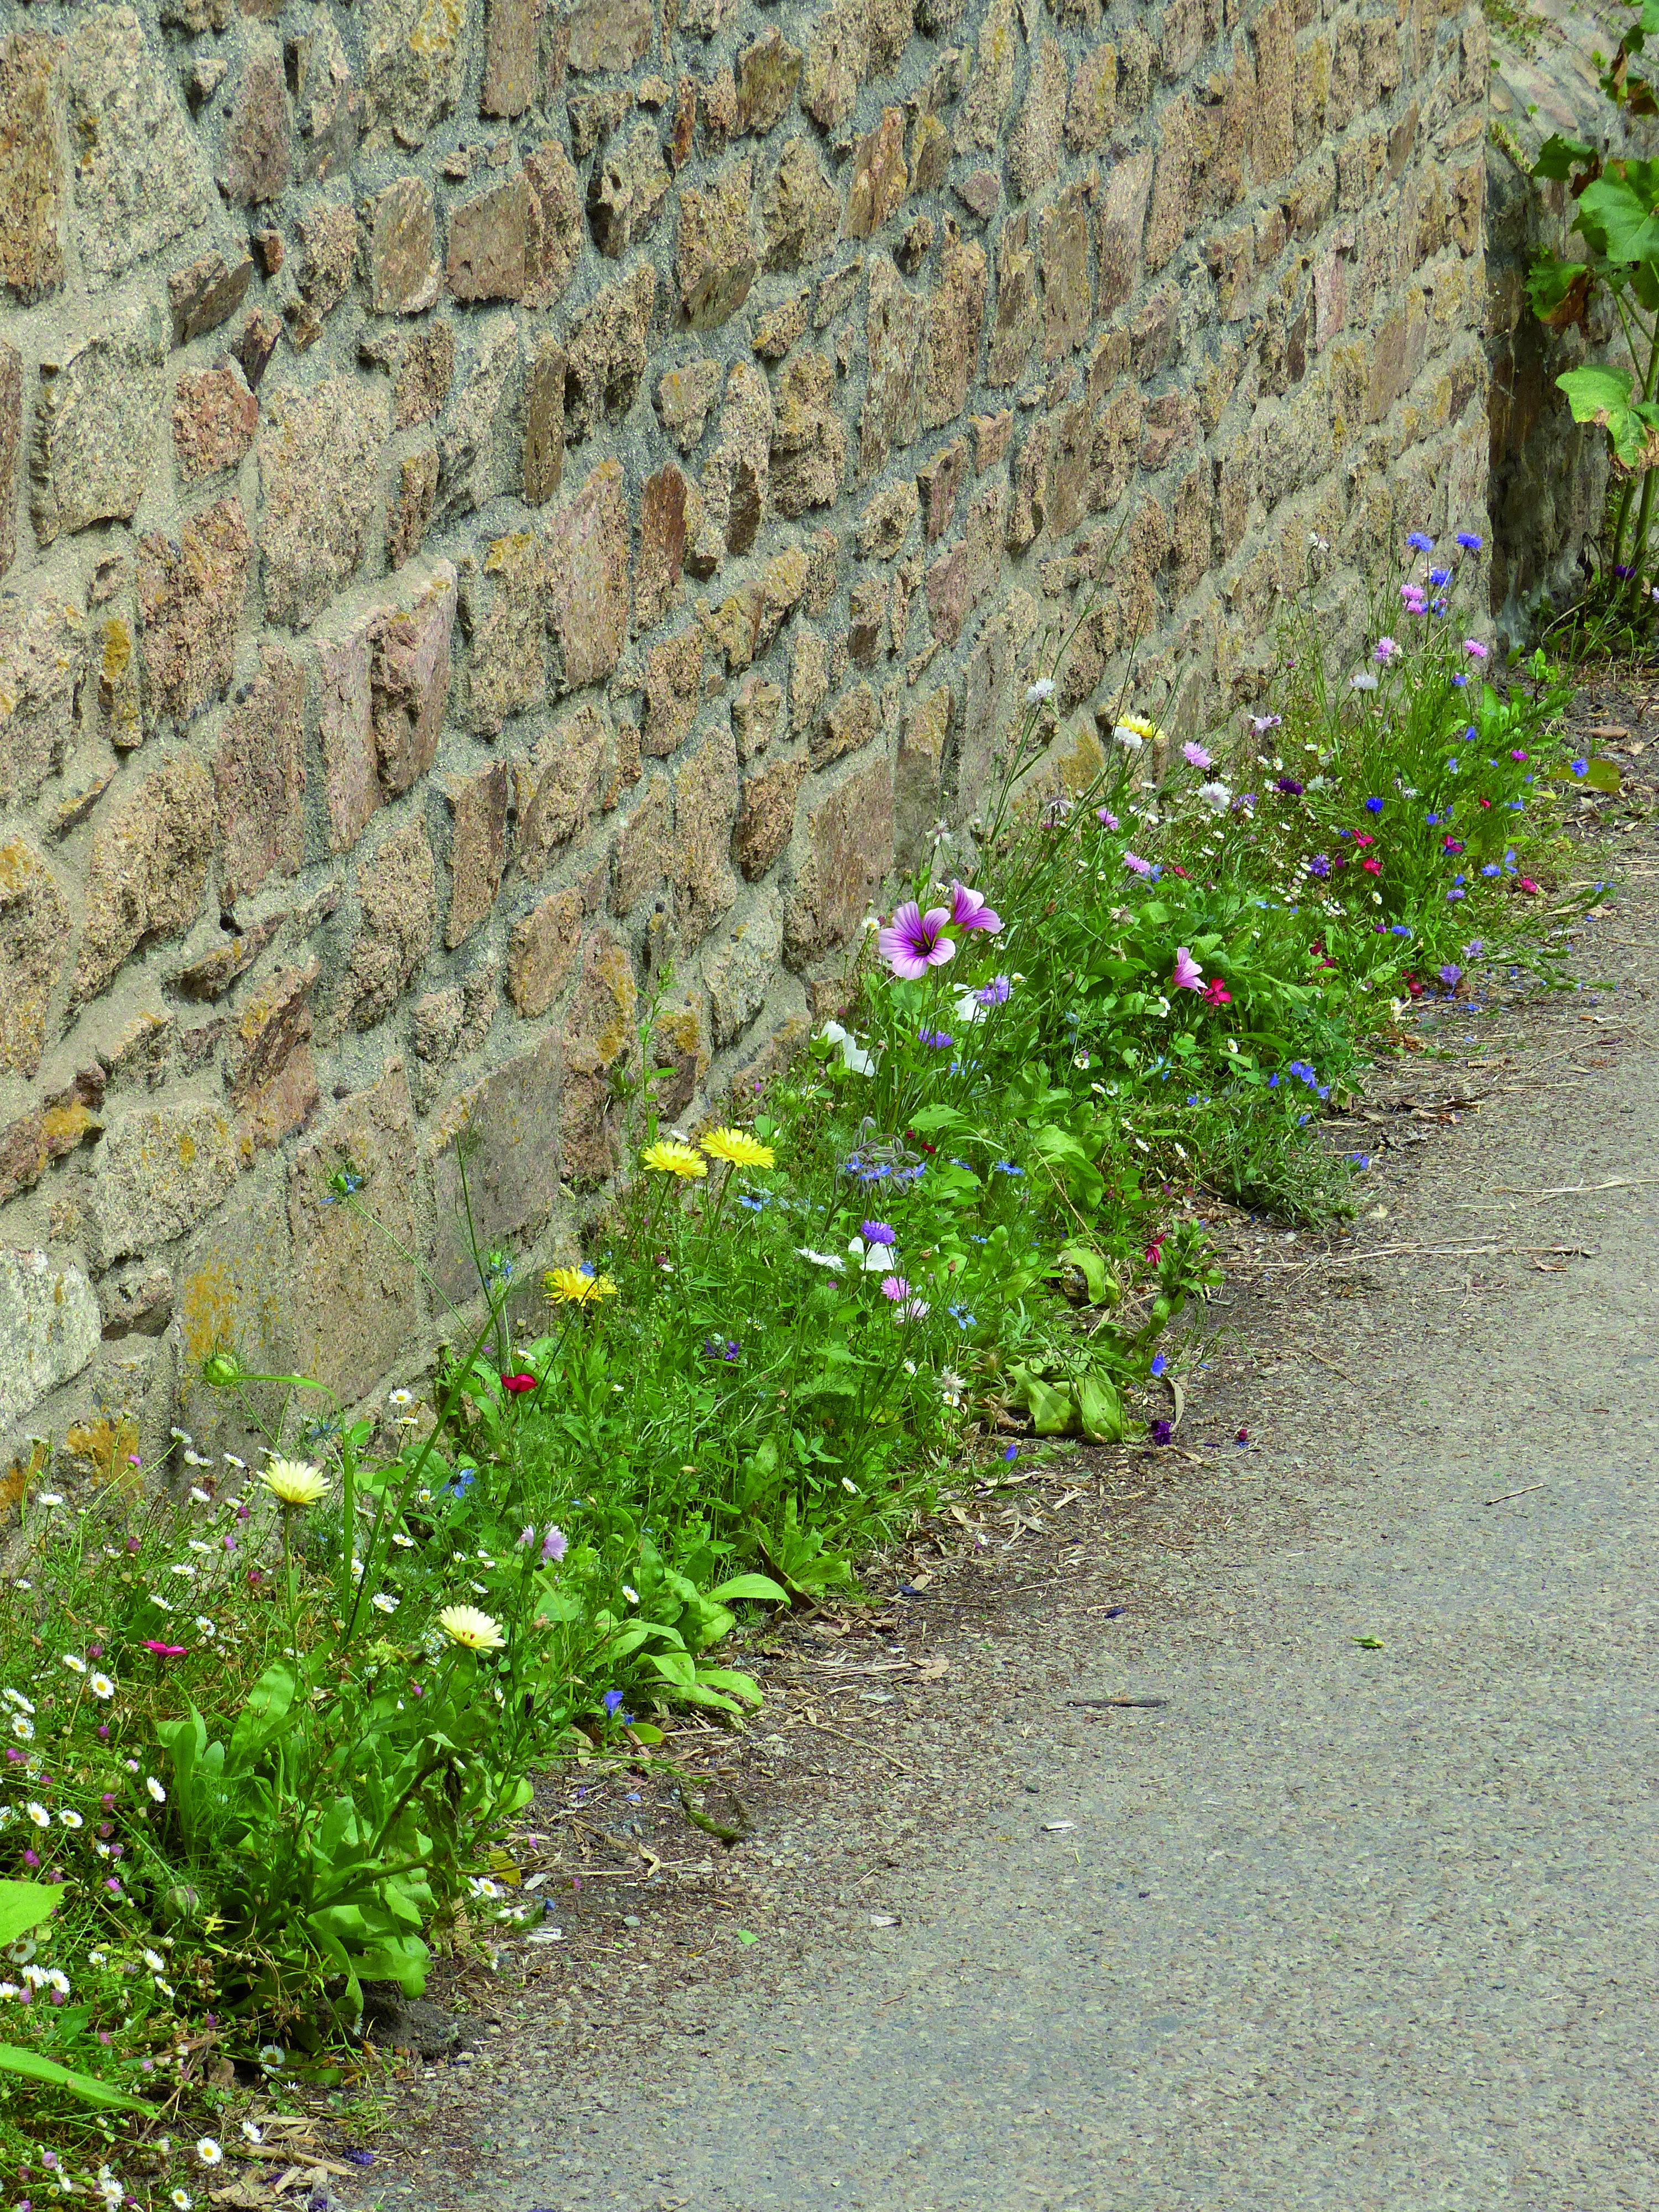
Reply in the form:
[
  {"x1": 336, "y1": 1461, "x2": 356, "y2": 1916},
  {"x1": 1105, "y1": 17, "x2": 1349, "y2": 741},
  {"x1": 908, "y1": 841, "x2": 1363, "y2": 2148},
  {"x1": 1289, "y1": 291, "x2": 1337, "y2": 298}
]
[
  {"x1": 0, "y1": 340, "x2": 19, "y2": 576},
  {"x1": 564, "y1": 265, "x2": 654, "y2": 439},
  {"x1": 215, "y1": 646, "x2": 307, "y2": 904},
  {"x1": 338, "y1": 818, "x2": 436, "y2": 1031},
  {"x1": 671, "y1": 721, "x2": 739, "y2": 942},
  {"x1": 287, "y1": 1064, "x2": 419, "y2": 1402},
  {"x1": 367, "y1": 176, "x2": 441, "y2": 314},
  {"x1": 259, "y1": 378, "x2": 390, "y2": 627},
  {"x1": 371, "y1": 562, "x2": 458, "y2": 794},
  {"x1": 171, "y1": 359, "x2": 259, "y2": 482},
  {"x1": 0, "y1": 33, "x2": 66, "y2": 302},
  {"x1": 30, "y1": 308, "x2": 166, "y2": 545},
  {"x1": 387, "y1": 444, "x2": 440, "y2": 568},
  {"x1": 0, "y1": 838, "x2": 70, "y2": 1078},
  {"x1": 428, "y1": 1032, "x2": 562, "y2": 1295},
  {"x1": 678, "y1": 158, "x2": 760, "y2": 329},
  {"x1": 74, "y1": 751, "x2": 216, "y2": 1002},
  {"x1": 507, "y1": 884, "x2": 583, "y2": 1016},
  {"x1": 761, "y1": 136, "x2": 840, "y2": 271},
  {"x1": 784, "y1": 753, "x2": 894, "y2": 964},
  {"x1": 737, "y1": 29, "x2": 800, "y2": 133},
  {"x1": 589, "y1": 123, "x2": 671, "y2": 258},
  {"x1": 733, "y1": 752, "x2": 806, "y2": 878},
  {"x1": 462, "y1": 531, "x2": 542, "y2": 733},
  {"x1": 482, "y1": 0, "x2": 544, "y2": 116},
  {"x1": 545, "y1": 461, "x2": 629, "y2": 691},
  {"x1": 0, "y1": 1250, "x2": 101, "y2": 1436},
  {"x1": 316, "y1": 623, "x2": 379, "y2": 854},
  {"x1": 63, "y1": 7, "x2": 211, "y2": 283},
  {"x1": 136, "y1": 496, "x2": 253, "y2": 726},
  {"x1": 363, "y1": 0, "x2": 472, "y2": 148},
  {"x1": 705, "y1": 887, "x2": 782, "y2": 1045},
  {"x1": 3, "y1": 591, "x2": 85, "y2": 825},
  {"x1": 515, "y1": 699, "x2": 609, "y2": 867},
  {"x1": 445, "y1": 763, "x2": 509, "y2": 945},
  {"x1": 439, "y1": 315, "x2": 521, "y2": 515},
  {"x1": 524, "y1": 336, "x2": 566, "y2": 504},
  {"x1": 219, "y1": 35, "x2": 290, "y2": 206}
]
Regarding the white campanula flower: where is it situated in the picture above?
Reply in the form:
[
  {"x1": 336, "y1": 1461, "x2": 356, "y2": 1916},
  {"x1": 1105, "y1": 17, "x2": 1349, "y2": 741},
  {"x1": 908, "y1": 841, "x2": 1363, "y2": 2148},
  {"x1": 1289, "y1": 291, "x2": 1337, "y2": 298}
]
[
  {"x1": 818, "y1": 1019, "x2": 876, "y2": 1076},
  {"x1": 796, "y1": 1247, "x2": 843, "y2": 1270}
]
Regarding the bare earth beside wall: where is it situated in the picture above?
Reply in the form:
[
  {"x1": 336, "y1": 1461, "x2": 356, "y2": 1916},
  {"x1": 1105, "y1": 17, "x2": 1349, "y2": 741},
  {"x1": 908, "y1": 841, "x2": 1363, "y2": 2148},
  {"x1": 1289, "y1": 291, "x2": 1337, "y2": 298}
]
[{"x1": 0, "y1": 0, "x2": 1489, "y2": 1468}]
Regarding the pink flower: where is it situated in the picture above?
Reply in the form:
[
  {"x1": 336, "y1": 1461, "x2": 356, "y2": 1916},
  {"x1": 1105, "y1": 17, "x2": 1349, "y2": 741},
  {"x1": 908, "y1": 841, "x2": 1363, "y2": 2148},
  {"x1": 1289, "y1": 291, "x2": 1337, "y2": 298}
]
[
  {"x1": 141, "y1": 1642, "x2": 186, "y2": 1658},
  {"x1": 1517, "y1": 876, "x2": 1540, "y2": 894},
  {"x1": 1361, "y1": 857, "x2": 1381, "y2": 875},
  {"x1": 1182, "y1": 740, "x2": 1213, "y2": 770},
  {"x1": 949, "y1": 881, "x2": 1001, "y2": 933},
  {"x1": 1170, "y1": 947, "x2": 1204, "y2": 992},
  {"x1": 877, "y1": 901, "x2": 956, "y2": 979},
  {"x1": 1095, "y1": 808, "x2": 1119, "y2": 830},
  {"x1": 540, "y1": 1524, "x2": 567, "y2": 1564},
  {"x1": 1203, "y1": 978, "x2": 1232, "y2": 1007},
  {"x1": 893, "y1": 1298, "x2": 930, "y2": 1323},
  {"x1": 1123, "y1": 851, "x2": 1152, "y2": 875},
  {"x1": 1374, "y1": 637, "x2": 1400, "y2": 665},
  {"x1": 1462, "y1": 638, "x2": 1488, "y2": 659},
  {"x1": 499, "y1": 1373, "x2": 537, "y2": 1395},
  {"x1": 879, "y1": 1275, "x2": 911, "y2": 1302}
]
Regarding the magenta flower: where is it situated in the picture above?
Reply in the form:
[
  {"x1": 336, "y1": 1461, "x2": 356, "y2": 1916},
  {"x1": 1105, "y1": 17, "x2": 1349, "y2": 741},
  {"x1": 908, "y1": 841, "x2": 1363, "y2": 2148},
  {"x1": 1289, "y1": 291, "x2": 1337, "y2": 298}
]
[
  {"x1": 1462, "y1": 638, "x2": 1488, "y2": 659},
  {"x1": 1123, "y1": 851, "x2": 1152, "y2": 875},
  {"x1": 541, "y1": 1524, "x2": 567, "y2": 1564},
  {"x1": 949, "y1": 881, "x2": 1001, "y2": 933},
  {"x1": 1170, "y1": 947, "x2": 1204, "y2": 992},
  {"x1": 141, "y1": 1641, "x2": 187, "y2": 1658},
  {"x1": 879, "y1": 1275, "x2": 911, "y2": 1301},
  {"x1": 1182, "y1": 740, "x2": 1212, "y2": 770},
  {"x1": 878, "y1": 901, "x2": 956, "y2": 978}
]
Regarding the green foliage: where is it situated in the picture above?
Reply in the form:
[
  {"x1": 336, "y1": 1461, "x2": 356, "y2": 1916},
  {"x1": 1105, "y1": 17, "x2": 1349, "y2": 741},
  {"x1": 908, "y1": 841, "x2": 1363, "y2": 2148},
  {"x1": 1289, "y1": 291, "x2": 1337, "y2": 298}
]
[{"x1": 0, "y1": 524, "x2": 1595, "y2": 2190}]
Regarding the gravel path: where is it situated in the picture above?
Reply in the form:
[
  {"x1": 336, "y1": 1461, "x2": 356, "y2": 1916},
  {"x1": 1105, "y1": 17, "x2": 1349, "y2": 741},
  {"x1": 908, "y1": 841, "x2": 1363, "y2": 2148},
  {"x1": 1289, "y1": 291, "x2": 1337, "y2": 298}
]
[{"x1": 379, "y1": 860, "x2": 1659, "y2": 2212}]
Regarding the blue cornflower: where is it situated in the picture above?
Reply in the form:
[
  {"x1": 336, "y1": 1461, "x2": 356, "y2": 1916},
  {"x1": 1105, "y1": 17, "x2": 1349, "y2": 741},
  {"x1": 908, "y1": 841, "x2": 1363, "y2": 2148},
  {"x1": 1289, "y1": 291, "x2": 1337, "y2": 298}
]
[
  {"x1": 861, "y1": 1220, "x2": 896, "y2": 1245},
  {"x1": 1390, "y1": 924, "x2": 1412, "y2": 938},
  {"x1": 1003, "y1": 1444, "x2": 1019, "y2": 1463},
  {"x1": 1429, "y1": 567, "x2": 1451, "y2": 587},
  {"x1": 737, "y1": 1193, "x2": 771, "y2": 1211},
  {"x1": 1425, "y1": 811, "x2": 1439, "y2": 826},
  {"x1": 1570, "y1": 757, "x2": 1588, "y2": 777},
  {"x1": 1350, "y1": 1152, "x2": 1371, "y2": 1169},
  {"x1": 1446, "y1": 757, "x2": 1459, "y2": 773},
  {"x1": 1150, "y1": 1353, "x2": 1167, "y2": 1378},
  {"x1": 1407, "y1": 531, "x2": 1434, "y2": 552},
  {"x1": 1365, "y1": 796, "x2": 1384, "y2": 815},
  {"x1": 993, "y1": 1161, "x2": 1023, "y2": 1177},
  {"x1": 1452, "y1": 673, "x2": 1468, "y2": 687},
  {"x1": 919, "y1": 1026, "x2": 953, "y2": 1050},
  {"x1": 449, "y1": 1467, "x2": 477, "y2": 1497},
  {"x1": 1447, "y1": 885, "x2": 1465, "y2": 901},
  {"x1": 947, "y1": 1303, "x2": 977, "y2": 1329},
  {"x1": 1456, "y1": 531, "x2": 1483, "y2": 551},
  {"x1": 1307, "y1": 854, "x2": 1330, "y2": 879}
]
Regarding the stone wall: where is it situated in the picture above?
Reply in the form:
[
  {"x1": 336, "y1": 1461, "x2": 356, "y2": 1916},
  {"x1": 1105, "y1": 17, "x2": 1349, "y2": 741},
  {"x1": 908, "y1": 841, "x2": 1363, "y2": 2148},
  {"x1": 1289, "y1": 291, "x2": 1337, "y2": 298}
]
[{"x1": 1, "y1": 0, "x2": 1489, "y2": 1466}]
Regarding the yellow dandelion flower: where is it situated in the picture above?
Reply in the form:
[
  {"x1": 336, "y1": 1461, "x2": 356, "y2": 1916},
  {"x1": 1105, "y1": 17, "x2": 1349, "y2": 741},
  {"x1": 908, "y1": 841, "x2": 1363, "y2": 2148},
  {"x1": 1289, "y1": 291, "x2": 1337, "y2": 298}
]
[
  {"x1": 700, "y1": 1126, "x2": 776, "y2": 1169},
  {"x1": 1113, "y1": 713, "x2": 1168, "y2": 750},
  {"x1": 544, "y1": 1266, "x2": 619, "y2": 1307},
  {"x1": 259, "y1": 1459, "x2": 330, "y2": 1509},
  {"x1": 437, "y1": 1604, "x2": 505, "y2": 1651},
  {"x1": 640, "y1": 1140, "x2": 707, "y2": 1178}
]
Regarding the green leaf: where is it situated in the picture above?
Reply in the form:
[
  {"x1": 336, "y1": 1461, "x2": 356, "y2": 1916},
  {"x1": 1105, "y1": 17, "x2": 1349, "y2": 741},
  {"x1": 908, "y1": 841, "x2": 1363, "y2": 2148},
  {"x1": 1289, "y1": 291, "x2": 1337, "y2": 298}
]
[
  {"x1": 905, "y1": 1104, "x2": 970, "y2": 1135},
  {"x1": 1575, "y1": 171, "x2": 1659, "y2": 261},
  {"x1": 1057, "y1": 1243, "x2": 1110, "y2": 1305},
  {"x1": 693, "y1": 1666, "x2": 763, "y2": 1705},
  {"x1": 706, "y1": 1572, "x2": 790, "y2": 1605},
  {"x1": 734, "y1": 1929, "x2": 759, "y2": 1945},
  {"x1": 1076, "y1": 1370, "x2": 1129, "y2": 1445},
  {"x1": 0, "y1": 2046, "x2": 145, "y2": 2111},
  {"x1": 1352, "y1": 1636, "x2": 1385, "y2": 1650},
  {"x1": 1532, "y1": 133, "x2": 1596, "y2": 182},
  {"x1": 0, "y1": 1881, "x2": 61, "y2": 1950}
]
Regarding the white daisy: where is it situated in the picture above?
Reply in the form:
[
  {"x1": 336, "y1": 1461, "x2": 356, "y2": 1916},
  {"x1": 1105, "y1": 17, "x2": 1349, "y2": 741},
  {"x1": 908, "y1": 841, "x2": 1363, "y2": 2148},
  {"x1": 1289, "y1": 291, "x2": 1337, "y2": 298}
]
[
  {"x1": 90, "y1": 1673, "x2": 116, "y2": 1700},
  {"x1": 195, "y1": 2140, "x2": 222, "y2": 2168},
  {"x1": 61, "y1": 1654, "x2": 86, "y2": 1674},
  {"x1": 145, "y1": 1776, "x2": 166, "y2": 1803}
]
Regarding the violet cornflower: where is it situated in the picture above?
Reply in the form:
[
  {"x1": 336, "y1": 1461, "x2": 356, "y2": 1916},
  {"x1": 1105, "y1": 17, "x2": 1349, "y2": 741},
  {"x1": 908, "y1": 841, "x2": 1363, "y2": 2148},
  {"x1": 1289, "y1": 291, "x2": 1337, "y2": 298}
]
[
  {"x1": 973, "y1": 975, "x2": 1012, "y2": 1006},
  {"x1": 1095, "y1": 807, "x2": 1120, "y2": 830},
  {"x1": 879, "y1": 1275, "x2": 911, "y2": 1302},
  {"x1": 949, "y1": 881, "x2": 1001, "y2": 933},
  {"x1": 1123, "y1": 851, "x2": 1152, "y2": 875},
  {"x1": 541, "y1": 1524, "x2": 567, "y2": 1564},
  {"x1": 878, "y1": 901, "x2": 955, "y2": 979},
  {"x1": 1462, "y1": 638, "x2": 1488, "y2": 659},
  {"x1": 1182, "y1": 740, "x2": 1213, "y2": 770},
  {"x1": 1374, "y1": 636, "x2": 1400, "y2": 665},
  {"x1": 918, "y1": 1026, "x2": 953, "y2": 1050},
  {"x1": 1149, "y1": 1420, "x2": 1173, "y2": 1447},
  {"x1": 1276, "y1": 776, "x2": 1304, "y2": 796},
  {"x1": 860, "y1": 1221, "x2": 896, "y2": 1245}
]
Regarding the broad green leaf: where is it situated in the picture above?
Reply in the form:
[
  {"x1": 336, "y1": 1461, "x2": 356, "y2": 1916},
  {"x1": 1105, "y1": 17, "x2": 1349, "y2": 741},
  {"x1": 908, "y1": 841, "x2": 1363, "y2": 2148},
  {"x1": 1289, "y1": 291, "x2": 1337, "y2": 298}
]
[
  {"x1": 1556, "y1": 363, "x2": 1636, "y2": 425},
  {"x1": 1574, "y1": 171, "x2": 1659, "y2": 262},
  {"x1": 1077, "y1": 1370, "x2": 1129, "y2": 1444},
  {"x1": 1057, "y1": 1243, "x2": 1111, "y2": 1304},
  {"x1": 0, "y1": 2046, "x2": 144, "y2": 2111},
  {"x1": 0, "y1": 1881, "x2": 61, "y2": 1950},
  {"x1": 706, "y1": 1572, "x2": 790, "y2": 1605},
  {"x1": 905, "y1": 1104, "x2": 970, "y2": 1134},
  {"x1": 694, "y1": 1666, "x2": 763, "y2": 1705},
  {"x1": 1532, "y1": 133, "x2": 1595, "y2": 182}
]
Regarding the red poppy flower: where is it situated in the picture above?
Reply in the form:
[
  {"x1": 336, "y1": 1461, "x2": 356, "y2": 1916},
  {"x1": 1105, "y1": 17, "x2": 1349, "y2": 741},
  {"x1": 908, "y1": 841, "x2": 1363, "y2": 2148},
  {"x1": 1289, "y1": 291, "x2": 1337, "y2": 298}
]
[{"x1": 500, "y1": 1373, "x2": 538, "y2": 1395}]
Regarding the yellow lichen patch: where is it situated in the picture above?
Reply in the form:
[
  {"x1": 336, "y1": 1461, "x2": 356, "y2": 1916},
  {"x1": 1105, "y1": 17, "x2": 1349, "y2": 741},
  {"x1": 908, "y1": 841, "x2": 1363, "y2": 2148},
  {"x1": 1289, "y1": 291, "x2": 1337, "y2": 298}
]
[{"x1": 61, "y1": 1416, "x2": 141, "y2": 1493}]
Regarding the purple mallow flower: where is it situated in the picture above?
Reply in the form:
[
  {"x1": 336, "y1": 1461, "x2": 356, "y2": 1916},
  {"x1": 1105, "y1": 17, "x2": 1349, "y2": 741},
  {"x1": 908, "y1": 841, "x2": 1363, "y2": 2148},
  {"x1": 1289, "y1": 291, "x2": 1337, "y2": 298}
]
[
  {"x1": 878, "y1": 901, "x2": 956, "y2": 979},
  {"x1": 949, "y1": 881, "x2": 1001, "y2": 933}
]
